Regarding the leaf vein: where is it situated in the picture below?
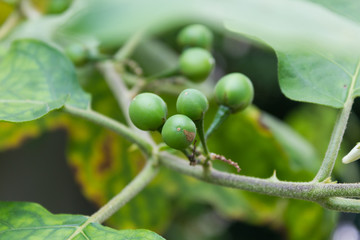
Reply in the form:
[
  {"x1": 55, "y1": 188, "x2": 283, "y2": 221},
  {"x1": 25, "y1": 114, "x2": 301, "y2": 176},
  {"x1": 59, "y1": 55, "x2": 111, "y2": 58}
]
[{"x1": 0, "y1": 224, "x2": 78, "y2": 235}]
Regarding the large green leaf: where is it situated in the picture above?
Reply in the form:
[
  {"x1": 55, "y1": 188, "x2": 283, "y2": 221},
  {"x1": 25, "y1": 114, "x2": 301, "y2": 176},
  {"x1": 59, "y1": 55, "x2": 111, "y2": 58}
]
[
  {"x1": 277, "y1": 0, "x2": 360, "y2": 108},
  {"x1": 0, "y1": 39, "x2": 90, "y2": 122},
  {"x1": 277, "y1": 51, "x2": 360, "y2": 108},
  {"x1": 0, "y1": 201, "x2": 164, "y2": 239},
  {"x1": 308, "y1": 0, "x2": 360, "y2": 24},
  {"x1": 60, "y1": 0, "x2": 360, "y2": 55}
]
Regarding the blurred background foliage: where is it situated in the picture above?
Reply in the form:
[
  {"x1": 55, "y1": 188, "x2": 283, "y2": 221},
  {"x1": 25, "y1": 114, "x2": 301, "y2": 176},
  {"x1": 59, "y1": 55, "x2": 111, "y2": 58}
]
[{"x1": 1, "y1": 0, "x2": 360, "y2": 239}]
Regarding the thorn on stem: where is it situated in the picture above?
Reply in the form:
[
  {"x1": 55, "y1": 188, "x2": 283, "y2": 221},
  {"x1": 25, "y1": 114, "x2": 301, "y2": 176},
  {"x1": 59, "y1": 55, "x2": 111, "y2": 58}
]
[
  {"x1": 268, "y1": 170, "x2": 279, "y2": 182},
  {"x1": 210, "y1": 153, "x2": 241, "y2": 172}
]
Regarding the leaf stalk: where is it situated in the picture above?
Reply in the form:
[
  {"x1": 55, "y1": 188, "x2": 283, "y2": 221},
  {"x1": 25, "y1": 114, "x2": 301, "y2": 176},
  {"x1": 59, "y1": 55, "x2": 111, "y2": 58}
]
[
  {"x1": 67, "y1": 160, "x2": 159, "y2": 240},
  {"x1": 63, "y1": 105, "x2": 153, "y2": 156}
]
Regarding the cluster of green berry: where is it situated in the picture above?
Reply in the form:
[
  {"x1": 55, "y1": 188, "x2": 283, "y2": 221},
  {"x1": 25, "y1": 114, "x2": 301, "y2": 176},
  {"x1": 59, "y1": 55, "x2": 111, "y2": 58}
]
[
  {"x1": 128, "y1": 90, "x2": 201, "y2": 151},
  {"x1": 128, "y1": 24, "x2": 254, "y2": 164},
  {"x1": 177, "y1": 24, "x2": 215, "y2": 82},
  {"x1": 129, "y1": 75, "x2": 253, "y2": 156}
]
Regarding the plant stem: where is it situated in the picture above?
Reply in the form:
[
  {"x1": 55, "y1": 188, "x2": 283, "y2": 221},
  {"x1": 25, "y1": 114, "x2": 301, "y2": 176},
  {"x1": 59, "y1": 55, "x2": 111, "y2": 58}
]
[
  {"x1": 158, "y1": 152, "x2": 360, "y2": 201},
  {"x1": 319, "y1": 197, "x2": 360, "y2": 213},
  {"x1": 312, "y1": 102, "x2": 353, "y2": 182},
  {"x1": 114, "y1": 30, "x2": 144, "y2": 61},
  {"x1": 20, "y1": 0, "x2": 41, "y2": 19},
  {"x1": 313, "y1": 62, "x2": 360, "y2": 182},
  {"x1": 97, "y1": 61, "x2": 155, "y2": 145},
  {"x1": 146, "y1": 66, "x2": 180, "y2": 81},
  {"x1": 91, "y1": 160, "x2": 158, "y2": 223},
  {"x1": 63, "y1": 105, "x2": 153, "y2": 156},
  {"x1": 97, "y1": 61, "x2": 133, "y2": 126},
  {"x1": 67, "y1": 160, "x2": 159, "y2": 240},
  {"x1": 205, "y1": 105, "x2": 231, "y2": 140},
  {"x1": 0, "y1": 10, "x2": 21, "y2": 40},
  {"x1": 195, "y1": 119, "x2": 209, "y2": 156}
]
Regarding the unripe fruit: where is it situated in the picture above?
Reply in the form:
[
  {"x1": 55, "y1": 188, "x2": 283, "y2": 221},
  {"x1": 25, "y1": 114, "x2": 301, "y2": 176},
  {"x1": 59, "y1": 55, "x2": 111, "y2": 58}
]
[
  {"x1": 129, "y1": 93, "x2": 167, "y2": 131},
  {"x1": 162, "y1": 114, "x2": 196, "y2": 150},
  {"x1": 179, "y1": 48, "x2": 214, "y2": 83},
  {"x1": 214, "y1": 73, "x2": 254, "y2": 112},
  {"x1": 176, "y1": 89, "x2": 208, "y2": 121},
  {"x1": 177, "y1": 24, "x2": 213, "y2": 50}
]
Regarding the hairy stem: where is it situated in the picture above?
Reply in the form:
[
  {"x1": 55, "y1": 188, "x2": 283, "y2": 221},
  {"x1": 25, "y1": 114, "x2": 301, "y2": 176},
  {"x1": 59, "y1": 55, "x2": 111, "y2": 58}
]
[
  {"x1": 0, "y1": 10, "x2": 21, "y2": 40},
  {"x1": 312, "y1": 101, "x2": 353, "y2": 182},
  {"x1": 319, "y1": 197, "x2": 360, "y2": 213},
  {"x1": 64, "y1": 105, "x2": 153, "y2": 156},
  {"x1": 91, "y1": 160, "x2": 158, "y2": 223},
  {"x1": 159, "y1": 152, "x2": 360, "y2": 201},
  {"x1": 97, "y1": 61, "x2": 133, "y2": 126},
  {"x1": 67, "y1": 160, "x2": 159, "y2": 240},
  {"x1": 20, "y1": 0, "x2": 41, "y2": 19},
  {"x1": 313, "y1": 62, "x2": 360, "y2": 182},
  {"x1": 205, "y1": 105, "x2": 231, "y2": 140},
  {"x1": 97, "y1": 61, "x2": 155, "y2": 145}
]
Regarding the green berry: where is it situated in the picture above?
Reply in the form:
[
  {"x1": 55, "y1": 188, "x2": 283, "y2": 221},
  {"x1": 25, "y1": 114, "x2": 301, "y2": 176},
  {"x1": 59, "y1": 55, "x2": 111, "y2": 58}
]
[
  {"x1": 215, "y1": 73, "x2": 254, "y2": 112},
  {"x1": 162, "y1": 114, "x2": 196, "y2": 150},
  {"x1": 179, "y1": 48, "x2": 214, "y2": 83},
  {"x1": 65, "y1": 43, "x2": 88, "y2": 66},
  {"x1": 129, "y1": 93, "x2": 167, "y2": 131},
  {"x1": 177, "y1": 24, "x2": 213, "y2": 50},
  {"x1": 176, "y1": 89, "x2": 208, "y2": 121}
]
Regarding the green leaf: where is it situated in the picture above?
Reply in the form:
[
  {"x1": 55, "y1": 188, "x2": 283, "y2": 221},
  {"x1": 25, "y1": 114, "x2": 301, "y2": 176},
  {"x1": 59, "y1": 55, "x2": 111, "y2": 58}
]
[
  {"x1": 308, "y1": 0, "x2": 360, "y2": 24},
  {"x1": 277, "y1": 51, "x2": 360, "y2": 108},
  {"x1": 276, "y1": 0, "x2": 360, "y2": 108},
  {"x1": 61, "y1": 0, "x2": 360, "y2": 55},
  {"x1": 0, "y1": 39, "x2": 90, "y2": 122},
  {"x1": 0, "y1": 201, "x2": 164, "y2": 240}
]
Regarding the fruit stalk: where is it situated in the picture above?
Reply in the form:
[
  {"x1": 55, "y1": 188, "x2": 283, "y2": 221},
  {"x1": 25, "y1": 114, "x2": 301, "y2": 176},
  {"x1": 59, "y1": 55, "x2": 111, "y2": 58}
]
[
  {"x1": 205, "y1": 105, "x2": 231, "y2": 139},
  {"x1": 195, "y1": 118, "x2": 209, "y2": 156}
]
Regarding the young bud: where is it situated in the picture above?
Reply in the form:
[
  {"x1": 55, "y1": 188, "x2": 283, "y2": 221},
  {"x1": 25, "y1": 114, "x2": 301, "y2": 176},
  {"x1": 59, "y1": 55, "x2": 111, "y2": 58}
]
[{"x1": 342, "y1": 143, "x2": 360, "y2": 164}]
